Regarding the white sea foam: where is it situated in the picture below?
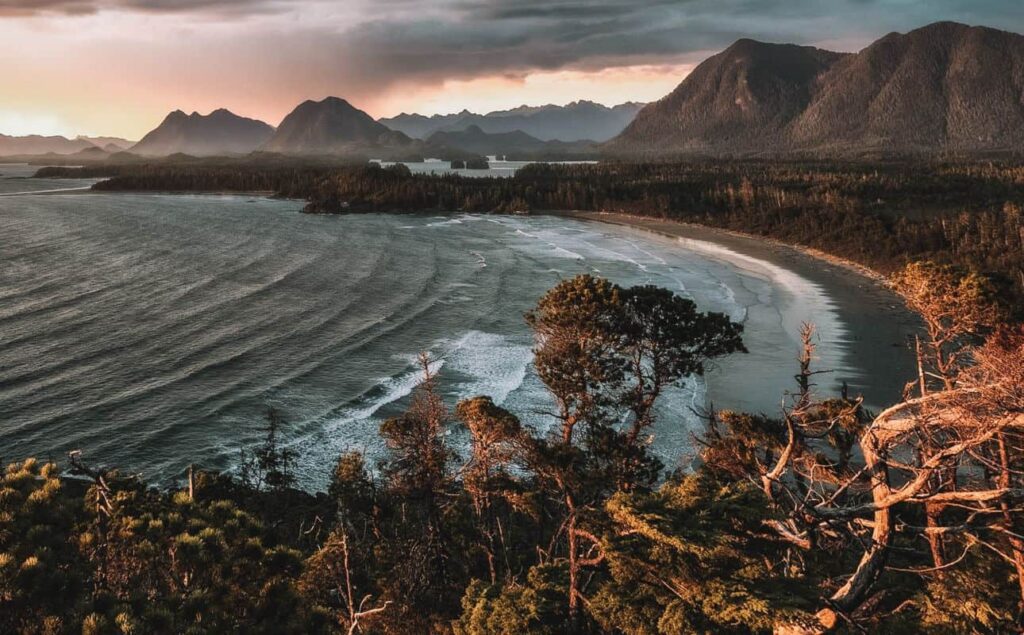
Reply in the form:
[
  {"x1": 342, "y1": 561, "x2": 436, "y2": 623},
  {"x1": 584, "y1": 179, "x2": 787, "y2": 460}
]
[
  {"x1": 443, "y1": 330, "x2": 533, "y2": 405},
  {"x1": 321, "y1": 357, "x2": 446, "y2": 437},
  {"x1": 512, "y1": 228, "x2": 586, "y2": 260},
  {"x1": 674, "y1": 236, "x2": 844, "y2": 337},
  {"x1": 426, "y1": 218, "x2": 465, "y2": 227},
  {"x1": 0, "y1": 186, "x2": 95, "y2": 197}
]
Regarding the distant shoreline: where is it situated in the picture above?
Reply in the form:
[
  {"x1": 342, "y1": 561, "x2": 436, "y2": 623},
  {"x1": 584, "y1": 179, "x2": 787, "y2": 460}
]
[
  {"x1": 547, "y1": 210, "x2": 890, "y2": 280},
  {"x1": 547, "y1": 210, "x2": 919, "y2": 410}
]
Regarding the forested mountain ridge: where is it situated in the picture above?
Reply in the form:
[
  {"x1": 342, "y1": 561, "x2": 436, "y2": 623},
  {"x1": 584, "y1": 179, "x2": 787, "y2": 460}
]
[
  {"x1": 609, "y1": 22, "x2": 1024, "y2": 156},
  {"x1": 130, "y1": 109, "x2": 274, "y2": 156}
]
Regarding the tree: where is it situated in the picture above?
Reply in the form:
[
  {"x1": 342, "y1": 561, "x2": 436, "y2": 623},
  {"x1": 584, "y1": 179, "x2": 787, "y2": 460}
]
[
  {"x1": 891, "y1": 262, "x2": 1006, "y2": 572},
  {"x1": 379, "y1": 354, "x2": 454, "y2": 500},
  {"x1": 616, "y1": 284, "x2": 745, "y2": 467},
  {"x1": 301, "y1": 528, "x2": 391, "y2": 635},
  {"x1": 724, "y1": 309, "x2": 1024, "y2": 633},
  {"x1": 376, "y1": 353, "x2": 464, "y2": 631},
  {"x1": 592, "y1": 472, "x2": 814, "y2": 634},
  {"x1": 891, "y1": 261, "x2": 1004, "y2": 391},
  {"x1": 455, "y1": 565, "x2": 572, "y2": 635},
  {"x1": 329, "y1": 452, "x2": 376, "y2": 527},
  {"x1": 526, "y1": 275, "x2": 745, "y2": 490},
  {"x1": 240, "y1": 408, "x2": 298, "y2": 492},
  {"x1": 524, "y1": 274, "x2": 747, "y2": 626},
  {"x1": 456, "y1": 396, "x2": 529, "y2": 583},
  {"x1": 0, "y1": 459, "x2": 85, "y2": 634},
  {"x1": 525, "y1": 274, "x2": 625, "y2": 444},
  {"x1": 70, "y1": 457, "x2": 320, "y2": 634}
]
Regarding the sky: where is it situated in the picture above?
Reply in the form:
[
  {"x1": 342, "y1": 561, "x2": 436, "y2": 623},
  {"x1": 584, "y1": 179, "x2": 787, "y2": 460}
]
[{"x1": 1, "y1": 0, "x2": 1023, "y2": 139}]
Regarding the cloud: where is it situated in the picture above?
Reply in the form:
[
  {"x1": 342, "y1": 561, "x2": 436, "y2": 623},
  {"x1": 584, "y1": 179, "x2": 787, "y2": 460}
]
[
  {"x1": 321, "y1": 0, "x2": 1022, "y2": 83},
  {"x1": 4, "y1": 0, "x2": 1024, "y2": 135},
  {"x1": 0, "y1": 0, "x2": 290, "y2": 17}
]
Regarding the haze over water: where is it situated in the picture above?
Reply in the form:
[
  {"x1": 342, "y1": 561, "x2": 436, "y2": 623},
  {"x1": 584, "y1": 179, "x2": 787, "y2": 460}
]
[{"x1": 0, "y1": 165, "x2": 896, "y2": 489}]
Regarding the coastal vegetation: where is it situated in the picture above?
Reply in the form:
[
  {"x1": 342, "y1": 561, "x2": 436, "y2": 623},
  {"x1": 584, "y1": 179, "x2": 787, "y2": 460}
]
[{"x1": 3, "y1": 262, "x2": 1023, "y2": 634}]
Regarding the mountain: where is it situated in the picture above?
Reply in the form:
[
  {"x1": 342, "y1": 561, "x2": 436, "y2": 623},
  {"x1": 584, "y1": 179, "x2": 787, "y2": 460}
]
[
  {"x1": 131, "y1": 109, "x2": 274, "y2": 156},
  {"x1": 78, "y1": 136, "x2": 135, "y2": 150},
  {"x1": 608, "y1": 22, "x2": 1024, "y2": 156},
  {"x1": 384, "y1": 110, "x2": 474, "y2": 140},
  {"x1": 261, "y1": 97, "x2": 413, "y2": 155},
  {"x1": 381, "y1": 101, "x2": 645, "y2": 142},
  {"x1": 609, "y1": 40, "x2": 846, "y2": 155},
  {"x1": 0, "y1": 134, "x2": 97, "y2": 156},
  {"x1": 791, "y1": 22, "x2": 1024, "y2": 153},
  {"x1": 425, "y1": 125, "x2": 595, "y2": 159}
]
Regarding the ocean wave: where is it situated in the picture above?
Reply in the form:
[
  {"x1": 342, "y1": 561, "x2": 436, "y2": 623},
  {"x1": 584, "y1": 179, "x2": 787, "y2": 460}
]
[
  {"x1": 443, "y1": 330, "x2": 533, "y2": 405},
  {"x1": 512, "y1": 228, "x2": 586, "y2": 260}
]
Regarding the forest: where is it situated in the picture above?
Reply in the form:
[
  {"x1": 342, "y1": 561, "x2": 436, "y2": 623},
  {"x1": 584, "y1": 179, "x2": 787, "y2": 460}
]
[
  {"x1": 3, "y1": 259, "x2": 1024, "y2": 634},
  {"x1": 37, "y1": 160, "x2": 1024, "y2": 306}
]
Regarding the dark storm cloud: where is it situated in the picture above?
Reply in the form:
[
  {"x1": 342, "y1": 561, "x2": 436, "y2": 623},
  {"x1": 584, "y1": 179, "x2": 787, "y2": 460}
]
[
  {"x1": 5, "y1": 0, "x2": 1024, "y2": 91},
  {"x1": 314, "y1": 0, "x2": 1024, "y2": 88},
  {"x1": 0, "y1": 0, "x2": 287, "y2": 16}
]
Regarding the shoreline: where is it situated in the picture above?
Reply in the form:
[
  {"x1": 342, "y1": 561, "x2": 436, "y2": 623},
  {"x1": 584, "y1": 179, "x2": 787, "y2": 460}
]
[
  {"x1": 546, "y1": 210, "x2": 919, "y2": 411},
  {"x1": 12, "y1": 175, "x2": 919, "y2": 409},
  {"x1": 547, "y1": 210, "x2": 887, "y2": 283}
]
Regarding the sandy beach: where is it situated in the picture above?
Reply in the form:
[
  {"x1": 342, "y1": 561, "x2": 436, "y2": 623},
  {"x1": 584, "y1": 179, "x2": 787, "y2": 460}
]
[{"x1": 550, "y1": 210, "x2": 920, "y2": 414}]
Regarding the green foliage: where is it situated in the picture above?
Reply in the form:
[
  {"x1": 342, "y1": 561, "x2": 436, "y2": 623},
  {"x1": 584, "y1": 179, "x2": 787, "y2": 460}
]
[
  {"x1": 3, "y1": 272, "x2": 1020, "y2": 633},
  {"x1": 328, "y1": 452, "x2": 375, "y2": 522},
  {"x1": 0, "y1": 459, "x2": 85, "y2": 634},
  {"x1": 240, "y1": 408, "x2": 297, "y2": 492},
  {"x1": 592, "y1": 473, "x2": 814, "y2": 635},
  {"x1": 455, "y1": 565, "x2": 572, "y2": 635},
  {"x1": 527, "y1": 274, "x2": 745, "y2": 491},
  {"x1": 913, "y1": 553, "x2": 1020, "y2": 634},
  {"x1": 78, "y1": 473, "x2": 319, "y2": 634}
]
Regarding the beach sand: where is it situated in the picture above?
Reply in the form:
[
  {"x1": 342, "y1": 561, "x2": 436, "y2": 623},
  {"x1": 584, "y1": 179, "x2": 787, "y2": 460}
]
[{"x1": 550, "y1": 210, "x2": 920, "y2": 415}]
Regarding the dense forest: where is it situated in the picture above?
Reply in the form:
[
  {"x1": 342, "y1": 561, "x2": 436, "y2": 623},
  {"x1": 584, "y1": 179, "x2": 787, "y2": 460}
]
[
  {"x1": 4, "y1": 261, "x2": 1024, "y2": 634},
  {"x1": 37, "y1": 160, "x2": 1024, "y2": 305}
]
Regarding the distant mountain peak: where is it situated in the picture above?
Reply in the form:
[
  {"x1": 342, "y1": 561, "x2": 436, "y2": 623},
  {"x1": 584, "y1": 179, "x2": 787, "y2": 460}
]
[
  {"x1": 260, "y1": 97, "x2": 411, "y2": 155},
  {"x1": 131, "y1": 108, "x2": 274, "y2": 157},
  {"x1": 0, "y1": 133, "x2": 97, "y2": 157},
  {"x1": 381, "y1": 101, "x2": 646, "y2": 142}
]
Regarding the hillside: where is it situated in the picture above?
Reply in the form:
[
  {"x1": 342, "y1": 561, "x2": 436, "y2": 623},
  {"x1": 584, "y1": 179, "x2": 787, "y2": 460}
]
[
  {"x1": 381, "y1": 100, "x2": 644, "y2": 142},
  {"x1": 261, "y1": 97, "x2": 413, "y2": 156},
  {"x1": 131, "y1": 109, "x2": 274, "y2": 156},
  {"x1": 608, "y1": 22, "x2": 1024, "y2": 156}
]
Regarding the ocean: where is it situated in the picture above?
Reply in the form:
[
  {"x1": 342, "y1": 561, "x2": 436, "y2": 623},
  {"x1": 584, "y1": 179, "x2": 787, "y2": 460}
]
[{"x1": 0, "y1": 163, "x2": 898, "y2": 489}]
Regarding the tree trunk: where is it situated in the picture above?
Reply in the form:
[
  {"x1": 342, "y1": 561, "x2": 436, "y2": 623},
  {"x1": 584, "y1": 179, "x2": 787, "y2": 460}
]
[
  {"x1": 567, "y1": 501, "x2": 580, "y2": 630},
  {"x1": 997, "y1": 434, "x2": 1024, "y2": 610},
  {"x1": 777, "y1": 431, "x2": 894, "y2": 634}
]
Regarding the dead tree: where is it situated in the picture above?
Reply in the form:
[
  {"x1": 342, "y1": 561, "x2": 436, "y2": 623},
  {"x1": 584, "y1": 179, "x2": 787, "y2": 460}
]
[{"x1": 773, "y1": 326, "x2": 1024, "y2": 633}]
